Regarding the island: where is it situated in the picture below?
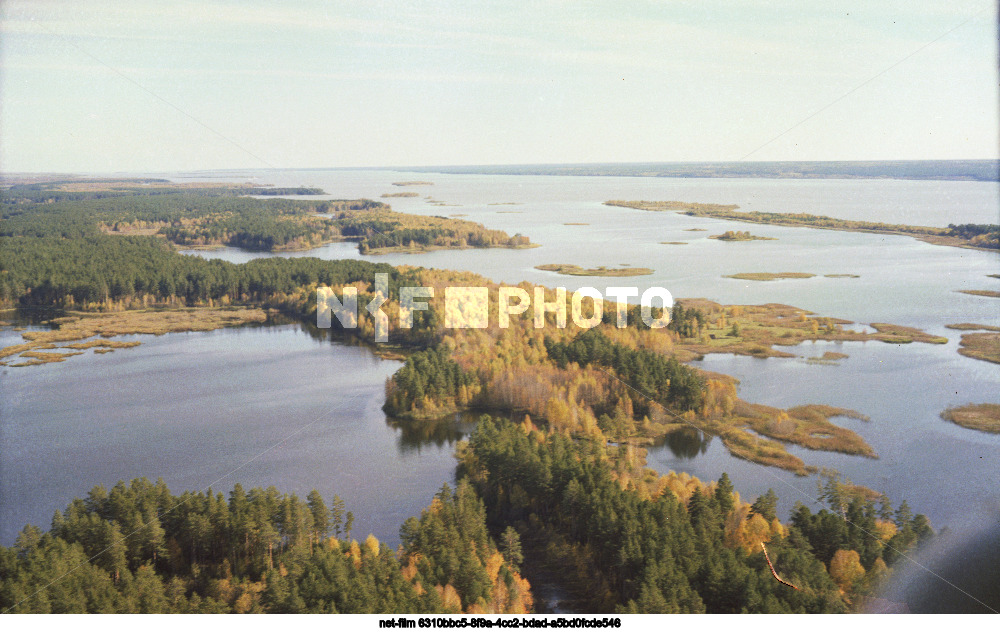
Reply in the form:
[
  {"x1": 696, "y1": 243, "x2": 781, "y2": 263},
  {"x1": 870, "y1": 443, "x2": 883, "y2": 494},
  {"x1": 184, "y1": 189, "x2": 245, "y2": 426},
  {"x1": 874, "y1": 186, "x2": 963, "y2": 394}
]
[
  {"x1": 956, "y1": 332, "x2": 1000, "y2": 364},
  {"x1": 958, "y1": 289, "x2": 1000, "y2": 298},
  {"x1": 941, "y1": 404, "x2": 1000, "y2": 433},
  {"x1": 709, "y1": 230, "x2": 775, "y2": 241},
  {"x1": 535, "y1": 264, "x2": 653, "y2": 277},
  {"x1": 946, "y1": 323, "x2": 1000, "y2": 332},
  {"x1": 807, "y1": 351, "x2": 850, "y2": 364},
  {"x1": 381, "y1": 191, "x2": 419, "y2": 198},
  {"x1": 392, "y1": 180, "x2": 434, "y2": 186},
  {"x1": 725, "y1": 272, "x2": 815, "y2": 281}
]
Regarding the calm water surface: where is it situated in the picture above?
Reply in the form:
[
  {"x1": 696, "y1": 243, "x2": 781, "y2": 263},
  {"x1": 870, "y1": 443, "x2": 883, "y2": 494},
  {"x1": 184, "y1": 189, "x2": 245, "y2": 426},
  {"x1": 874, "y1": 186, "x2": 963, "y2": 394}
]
[
  {"x1": 1, "y1": 324, "x2": 468, "y2": 547},
  {"x1": 182, "y1": 170, "x2": 1000, "y2": 330}
]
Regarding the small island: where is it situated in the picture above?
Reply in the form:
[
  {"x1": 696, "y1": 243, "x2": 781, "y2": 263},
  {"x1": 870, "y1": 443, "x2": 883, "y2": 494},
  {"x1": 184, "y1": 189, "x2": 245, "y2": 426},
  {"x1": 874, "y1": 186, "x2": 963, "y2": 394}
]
[
  {"x1": 807, "y1": 351, "x2": 850, "y2": 363},
  {"x1": 660, "y1": 241, "x2": 688, "y2": 245},
  {"x1": 725, "y1": 272, "x2": 815, "y2": 281},
  {"x1": 823, "y1": 274, "x2": 860, "y2": 279},
  {"x1": 869, "y1": 323, "x2": 948, "y2": 344},
  {"x1": 535, "y1": 264, "x2": 653, "y2": 277},
  {"x1": 946, "y1": 323, "x2": 1000, "y2": 332},
  {"x1": 709, "y1": 230, "x2": 776, "y2": 241},
  {"x1": 392, "y1": 181, "x2": 433, "y2": 186},
  {"x1": 941, "y1": 404, "x2": 1000, "y2": 434},
  {"x1": 381, "y1": 192, "x2": 419, "y2": 198},
  {"x1": 958, "y1": 289, "x2": 1000, "y2": 299},
  {"x1": 957, "y1": 332, "x2": 1000, "y2": 364}
]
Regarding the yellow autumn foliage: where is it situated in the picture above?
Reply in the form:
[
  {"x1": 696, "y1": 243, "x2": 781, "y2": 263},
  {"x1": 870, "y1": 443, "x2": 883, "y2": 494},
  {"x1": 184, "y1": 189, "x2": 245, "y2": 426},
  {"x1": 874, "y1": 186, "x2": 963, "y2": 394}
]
[
  {"x1": 829, "y1": 549, "x2": 865, "y2": 593},
  {"x1": 348, "y1": 539, "x2": 362, "y2": 569},
  {"x1": 875, "y1": 519, "x2": 897, "y2": 541}
]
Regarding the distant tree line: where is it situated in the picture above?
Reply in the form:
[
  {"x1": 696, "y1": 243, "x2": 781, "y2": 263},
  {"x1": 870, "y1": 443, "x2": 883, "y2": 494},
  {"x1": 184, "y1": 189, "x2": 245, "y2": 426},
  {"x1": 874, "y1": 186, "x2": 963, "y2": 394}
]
[{"x1": 0, "y1": 233, "x2": 402, "y2": 309}]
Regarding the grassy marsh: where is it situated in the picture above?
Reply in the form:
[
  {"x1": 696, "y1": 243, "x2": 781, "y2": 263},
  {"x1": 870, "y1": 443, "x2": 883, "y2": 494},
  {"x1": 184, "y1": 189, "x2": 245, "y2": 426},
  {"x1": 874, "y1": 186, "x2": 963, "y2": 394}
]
[
  {"x1": 0, "y1": 308, "x2": 268, "y2": 367},
  {"x1": 725, "y1": 272, "x2": 815, "y2": 281},
  {"x1": 668, "y1": 299, "x2": 947, "y2": 361},
  {"x1": 946, "y1": 323, "x2": 1000, "y2": 332},
  {"x1": 709, "y1": 230, "x2": 775, "y2": 241},
  {"x1": 941, "y1": 404, "x2": 1000, "y2": 434},
  {"x1": 535, "y1": 264, "x2": 654, "y2": 277},
  {"x1": 958, "y1": 290, "x2": 1000, "y2": 298},
  {"x1": 956, "y1": 332, "x2": 1000, "y2": 364}
]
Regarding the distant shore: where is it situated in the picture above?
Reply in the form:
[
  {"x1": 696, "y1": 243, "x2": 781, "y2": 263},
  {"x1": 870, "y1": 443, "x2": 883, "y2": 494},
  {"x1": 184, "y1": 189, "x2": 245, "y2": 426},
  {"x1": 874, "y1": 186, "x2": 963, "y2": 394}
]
[
  {"x1": 606, "y1": 200, "x2": 999, "y2": 252},
  {"x1": 387, "y1": 159, "x2": 1000, "y2": 182}
]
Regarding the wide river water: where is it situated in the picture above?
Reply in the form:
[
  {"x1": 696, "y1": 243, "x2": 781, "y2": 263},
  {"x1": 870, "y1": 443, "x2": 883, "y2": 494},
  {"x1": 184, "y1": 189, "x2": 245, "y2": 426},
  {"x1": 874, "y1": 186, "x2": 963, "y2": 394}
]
[{"x1": 2, "y1": 170, "x2": 998, "y2": 608}]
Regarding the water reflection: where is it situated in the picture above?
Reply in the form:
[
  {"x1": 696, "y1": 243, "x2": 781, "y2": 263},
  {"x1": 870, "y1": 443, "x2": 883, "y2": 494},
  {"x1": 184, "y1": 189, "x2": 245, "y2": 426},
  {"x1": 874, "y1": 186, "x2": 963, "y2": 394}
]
[
  {"x1": 387, "y1": 414, "x2": 471, "y2": 452},
  {"x1": 1, "y1": 306, "x2": 66, "y2": 326},
  {"x1": 388, "y1": 410, "x2": 509, "y2": 453},
  {"x1": 656, "y1": 427, "x2": 714, "y2": 459}
]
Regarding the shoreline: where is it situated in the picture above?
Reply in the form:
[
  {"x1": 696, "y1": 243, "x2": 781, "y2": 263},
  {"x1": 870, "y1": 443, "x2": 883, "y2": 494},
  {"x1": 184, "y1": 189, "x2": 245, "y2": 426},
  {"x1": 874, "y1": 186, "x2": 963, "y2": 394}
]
[{"x1": 605, "y1": 200, "x2": 1000, "y2": 252}]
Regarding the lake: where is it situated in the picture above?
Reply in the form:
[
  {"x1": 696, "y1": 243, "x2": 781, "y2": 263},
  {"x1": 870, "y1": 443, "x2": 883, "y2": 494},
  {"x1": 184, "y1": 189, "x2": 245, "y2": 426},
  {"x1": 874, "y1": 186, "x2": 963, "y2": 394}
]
[
  {"x1": 0, "y1": 322, "x2": 472, "y2": 547},
  {"x1": 2, "y1": 169, "x2": 998, "y2": 609}
]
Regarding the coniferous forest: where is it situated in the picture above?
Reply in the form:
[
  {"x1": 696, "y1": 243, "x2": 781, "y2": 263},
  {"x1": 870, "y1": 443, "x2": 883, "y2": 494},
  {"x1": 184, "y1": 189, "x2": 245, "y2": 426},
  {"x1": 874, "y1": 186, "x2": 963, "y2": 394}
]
[{"x1": 0, "y1": 417, "x2": 933, "y2": 613}]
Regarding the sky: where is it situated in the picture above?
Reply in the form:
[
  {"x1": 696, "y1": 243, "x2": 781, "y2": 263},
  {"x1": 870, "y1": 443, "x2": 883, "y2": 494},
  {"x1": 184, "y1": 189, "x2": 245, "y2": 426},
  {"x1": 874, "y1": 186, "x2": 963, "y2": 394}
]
[{"x1": 1, "y1": 0, "x2": 997, "y2": 172}]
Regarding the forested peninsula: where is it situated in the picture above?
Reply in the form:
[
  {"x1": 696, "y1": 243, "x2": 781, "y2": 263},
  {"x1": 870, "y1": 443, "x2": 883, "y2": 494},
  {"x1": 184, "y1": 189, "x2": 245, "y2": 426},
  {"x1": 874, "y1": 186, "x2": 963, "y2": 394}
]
[{"x1": 3, "y1": 179, "x2": 533, "y2": 256}]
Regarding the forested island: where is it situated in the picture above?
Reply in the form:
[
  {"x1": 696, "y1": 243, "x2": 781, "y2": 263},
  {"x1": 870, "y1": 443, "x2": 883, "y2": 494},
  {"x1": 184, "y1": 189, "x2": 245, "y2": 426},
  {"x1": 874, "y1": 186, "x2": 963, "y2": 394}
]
[
  {"x1": 0, "y1": 179, "x2": 949, "y2": 612},
  {"x1": 605, "y1": 200, "x2": 1000, "y2": 251}
]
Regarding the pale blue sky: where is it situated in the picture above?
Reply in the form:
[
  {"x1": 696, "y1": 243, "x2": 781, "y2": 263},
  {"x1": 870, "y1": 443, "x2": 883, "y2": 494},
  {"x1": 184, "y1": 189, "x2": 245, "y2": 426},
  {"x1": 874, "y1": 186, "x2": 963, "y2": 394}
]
[{"x1": 1, "y1": 0, "x2": 997, "y2": 172}]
